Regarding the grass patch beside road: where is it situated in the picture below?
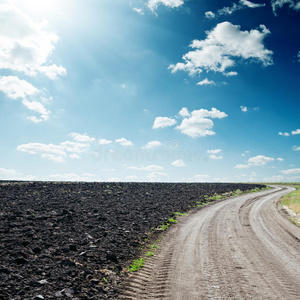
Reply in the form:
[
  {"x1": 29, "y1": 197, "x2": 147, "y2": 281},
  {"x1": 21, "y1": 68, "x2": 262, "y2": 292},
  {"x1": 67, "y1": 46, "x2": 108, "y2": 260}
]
[{"x1": 281, "y1": 185, "x2": 300, "y2": 215}]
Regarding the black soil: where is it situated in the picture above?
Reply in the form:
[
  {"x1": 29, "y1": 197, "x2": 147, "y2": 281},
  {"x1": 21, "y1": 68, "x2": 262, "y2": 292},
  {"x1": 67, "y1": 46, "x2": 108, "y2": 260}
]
[{"x1": 0, "y1": 181, "x2": 265, "y2": 299}]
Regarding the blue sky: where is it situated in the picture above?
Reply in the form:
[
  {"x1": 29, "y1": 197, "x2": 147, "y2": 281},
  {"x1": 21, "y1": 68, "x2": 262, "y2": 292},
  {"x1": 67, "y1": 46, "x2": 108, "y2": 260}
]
[{"x1": 0, "y1": 0, "x2": 299, "y2": 182}]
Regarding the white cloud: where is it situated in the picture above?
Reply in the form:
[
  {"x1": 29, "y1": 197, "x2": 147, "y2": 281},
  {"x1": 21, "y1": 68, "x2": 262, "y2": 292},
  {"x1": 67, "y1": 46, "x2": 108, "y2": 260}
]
[
  {"x1": 280, "y1": 168, "x2": 300, "y2": 175},
  {"x1": 206, "y1": 0, "x2": 265, "y2": 19},
  {"x1": 298, "y1": 50, "x2": 300, "y2": 62},
  {"x1": 178, "y1": 107, "x2": 190, "y2": 117},
  {"x1": 263, "y1": 175, "x2": 285, "y2": 182},
  {"x1": 176, "y1": 107, "x2": 228, "y2": 138},
  {"x1": 193, "y1": 174, "x2": 210, "y2": 181},
  {"x1": 153, "y1": 116, "x2": 176, "y2": 129},
  {"x1": 205, "y1": 11, "x2": 216, "y2": 19},
  {"x1": 0, "y1": 76, "x2": 50, "y2": 122},
  {"x1": 279, "y1": 131, "x2": 290, "y2": 136},
  {"x1": 169, "y1": 22, "x2": 273, "y2": 79},
  {"x1": 171, "y1": 159, "x2": 185, "y2": 167},
  {"x1": 248, "y1": 155, "x2": 275, "y2": 166},
  {"x1": 0, "y1": 76, "x2": 37, "y2": 99},
  {"x1": 234, "y1": 164, "x2": 250, "y2": 169},
  {"x1": 133, "y1": 7, "x2": 144, "y2": 15},
  {"x1": 146, "y1": 171, "x2": 167, "y2": 180},
  {"x1": 60, "y1": 141, "x2": 90, "y2": 153},
  {"x1": 129, "y1": 164, "x2": 164, "y2": 171},
  {"x1": 240, "y1": 0, "x2": 265, "y2": 8},
  {"x1": 49, "y1": 173, "x2": 98, "y2": 181},
  {"x1": 271, "y1": 0, "x2": 300, "y2": 14},
  {"x1": 126, "y1": 175, "x2": 138, "y2": 180},
  {"x1": 209, "y1": 154, "x2": 223, "y2": 160},
  {"x1": 22, "y1": 99, "x2": 50, "y2": 120},
  {"x1": 147, "y1": 0, "x2": 184, "y2": 11},
  {"x1": 197, "y1": 78, "x2": 216, "y2": 86},
  {"x1": 292, "y1": 129, "x2": 300, "y2": 135},
  {"x1": 17, "y1": 139, "x2": 90, "y2": 163},
  {"x1": 142, "y1": 141, "x2": 162, "y2": 149},
  {"x1": 277, "y1": 157, "x2": 284, "y2": 161},
  {"x1": 293, "y1": 146, "x2": 300, "y2": 151},
  {"x1": 69, "y1": 132, "x2": 96, "y2": 143},
  {"x1": 207, "y1": 149, "x2": 222, "y2": 154},
  {"x1": 0, "y1": 167, "x2": 18, "y2": 175},
  {"x1": 115, "y1": 137, "x2": 133, "y2": 146},
  {"x1": 99, "y1": 138, "x2": 112, "y2": 145},
  {"x1": 225, "y1": 71, "x2": 238, "y2": 76},
  {"x1": 0, "y1": 4, "x2": 66, "y2": 79},
  {"x1": 240, "y1": 106, "x2": 248, "y2": 112},
  {"x1": 69, "y1": 153, "x2": 81, "y2": 159}
]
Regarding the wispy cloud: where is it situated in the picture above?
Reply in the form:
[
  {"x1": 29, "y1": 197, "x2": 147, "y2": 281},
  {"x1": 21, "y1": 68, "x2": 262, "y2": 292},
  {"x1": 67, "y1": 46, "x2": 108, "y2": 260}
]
[{"x1": 205, "y1": 0, "x2": 265, "y2": 19}]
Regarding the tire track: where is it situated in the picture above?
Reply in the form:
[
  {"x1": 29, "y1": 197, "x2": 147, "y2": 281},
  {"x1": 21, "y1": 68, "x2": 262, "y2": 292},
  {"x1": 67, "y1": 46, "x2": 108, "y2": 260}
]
[{"x1": 120, "y1": 187, "x2": 300, "y2": 299}]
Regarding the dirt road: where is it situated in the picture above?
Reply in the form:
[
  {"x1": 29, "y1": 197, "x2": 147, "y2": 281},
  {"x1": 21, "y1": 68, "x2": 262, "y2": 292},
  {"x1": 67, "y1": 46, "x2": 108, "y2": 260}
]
[{"x1": 121, "y1": 187, "x2": 300, "y2": 299}]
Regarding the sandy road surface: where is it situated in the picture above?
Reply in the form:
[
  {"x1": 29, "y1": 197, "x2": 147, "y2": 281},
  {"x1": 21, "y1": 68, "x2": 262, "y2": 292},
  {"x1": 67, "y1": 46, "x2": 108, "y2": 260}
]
[{"x1": 121, "y1": 187, "x2": 300, "y2": 300}]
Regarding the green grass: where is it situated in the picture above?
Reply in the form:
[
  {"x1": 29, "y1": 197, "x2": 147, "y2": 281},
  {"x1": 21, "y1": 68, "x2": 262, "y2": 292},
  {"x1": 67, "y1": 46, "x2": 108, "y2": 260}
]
[
  {"x1": 281, "y1": 185, "x2": 300, "y2": 215},
  {"x1": 128, "y1": 258, "x2": 145, "y2": 272},
  {"x1": 157, "y1": 223, "x2": 170, "y2": 231},
  {"x1": 173, "y1": 212, "x2": 188, "y2": 216},
  {"x1": 145, "y1": 251, "x2": 154, "y2": 257},
  {"x1": 168, "y1": 217, "x2": 177, "y2": 224}
]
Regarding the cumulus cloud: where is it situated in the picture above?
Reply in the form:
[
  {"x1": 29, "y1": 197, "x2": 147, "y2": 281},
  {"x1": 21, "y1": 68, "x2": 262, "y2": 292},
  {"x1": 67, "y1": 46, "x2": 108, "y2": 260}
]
[
  {"x1": 171, "y1": 159, "x2": 185, "y2": 167},
  {"x1": 0, "y1": 75, "x2": 52, "y2": 122},
  {"x1": 280, "y1": 168, "x2": 300, "y2": 175},
  {"x1": 292, "y1": 129, "x2": 300, "y2": 135},
  {"x1": 147, "y1": 0, "x2": 184, "y2": 11},
  {"x1": 69, "y1": 132, "x2": 96, "y2": 143},
  {"x1": 99, "y1": 138, "x2": 112, "y2": 145},
  {"x1": 240, "y1": 106, "x2": 248, "y2": 112},
  {"x1": 0, "y1": 76, "x2": 37, "y2": 99},
  {"x1": 234, "y1": 164, "x2": 250, "y2": 169},
  {"x1": 178, "y1": 107, "x2": 190, "y2": 118},
  {"x1": 277, "y1": 157, "x2": 284, "y2": 161},
  {"x1": 176, "y1": 107, "x2": 228, "y2": 138},
  {"x1": 128, "y1": 164, "x2": 164, "y2": 171},
  {"x1": 293, "y1": 146, "x2": 300, "y2": 151},
  {"x1": 153, "y1": 117, "x2": 176, "y2": 129},
  {"x1": 248, "y1": 155, "x2": 275, "y2": 166},
  {"x1": 279, "y1": 131, "x2": 290, "y2": 136},
  {"x1": 197, "y1": 78, "x2": 216, "y2": 86},
  {"x1": 0, "y1": 4, "x2": 66, "y2": 78},
  {"x1": 17, "y1": 139, "x2": 90, "y2": 163},
  {"x1": 142, "y1": 141, "x2": 162, "y2": 149},
  {"x1": 115, "y1": 138, "x2": 133, "y2": 146},
  {"x1": 169, "y1": 22, "x2": 273, "y2": 80}
]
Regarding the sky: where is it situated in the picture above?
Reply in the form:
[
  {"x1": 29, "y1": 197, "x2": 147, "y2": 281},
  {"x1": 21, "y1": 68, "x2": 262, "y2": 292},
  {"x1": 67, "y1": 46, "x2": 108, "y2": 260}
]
[{"x1": 0, "y1": 0, "x2": 299, "y2": 183}]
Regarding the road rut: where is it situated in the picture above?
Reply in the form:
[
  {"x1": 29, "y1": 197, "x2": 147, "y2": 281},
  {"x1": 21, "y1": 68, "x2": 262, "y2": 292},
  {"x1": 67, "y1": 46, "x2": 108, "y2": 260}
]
[{"x1": 120, "y1": 187, "x2": 300, "y2": 299}]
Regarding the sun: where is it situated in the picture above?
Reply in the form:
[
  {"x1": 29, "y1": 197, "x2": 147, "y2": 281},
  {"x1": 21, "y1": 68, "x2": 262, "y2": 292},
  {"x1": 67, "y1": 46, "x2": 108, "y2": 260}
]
[{"x1": 10, "y1": 0, "x2": 64, "y2": 18}]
